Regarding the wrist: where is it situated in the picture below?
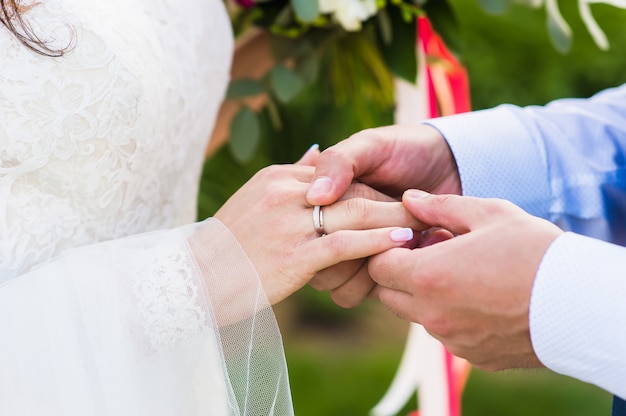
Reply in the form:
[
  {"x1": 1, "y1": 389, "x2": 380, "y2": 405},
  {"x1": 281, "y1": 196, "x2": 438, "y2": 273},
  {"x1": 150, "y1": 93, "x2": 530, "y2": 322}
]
[{"x1": 417, "y1": 123, "x2": 462, "y2": 195}]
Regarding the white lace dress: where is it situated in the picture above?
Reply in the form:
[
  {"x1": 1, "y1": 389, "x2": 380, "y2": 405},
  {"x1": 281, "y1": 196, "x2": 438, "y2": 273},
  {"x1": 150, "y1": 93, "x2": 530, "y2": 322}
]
[{"x1": 0, "y1": 0, "x2": 292, "y2": 414}]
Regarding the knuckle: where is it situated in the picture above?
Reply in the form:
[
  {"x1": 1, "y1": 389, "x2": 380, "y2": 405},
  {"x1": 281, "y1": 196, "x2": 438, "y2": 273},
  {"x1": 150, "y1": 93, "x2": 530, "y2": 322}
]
[
  {"x1": 345, "y1": 182, "x2": 374, "y2": 200},
  {"x1": 344, "y1": 197, "x2": 371, "y2": 222},
  {"x1": 319, "y1": 147, "x2": 351, "y2": 169},
  {"x1": 410, "y1": 264, "x2": 438, "y2": 292},
  {"x1": 326, "y1": 233, "x2": 349, "y2": 257},
  {"x1": 348, "y1": 127, "x2": 377, "y2": 141},
  {"x1": 261, "y1": 187, "x2": 290, "y2": 208},
  {"x1": 308, "y1": 278, "x2": 327, "y2": 291},
  {"x1": 422, "y1": 314, "x2": 455, "y2": 338},
  {"x1": 273, "y1": 249, "x2": 296, "y2": 276},
  {"x1": 396, "y1": 203, "x2": 423, "y2": 229},
  {"x1": 257, "y1": 178, "x2": 301, "y2": 210},
  {"x1": 308, "y1": 270, "x2": 341, "y2": 291},
  {"x1": 433, "y1": 194, "x2": 458, "y2": 213},
  {"x1": 257, "y1": 164, "x2": 284, "y2": 182},
  {"x1": 483, "y1": 198, "x2": 517, "y2": 217}
]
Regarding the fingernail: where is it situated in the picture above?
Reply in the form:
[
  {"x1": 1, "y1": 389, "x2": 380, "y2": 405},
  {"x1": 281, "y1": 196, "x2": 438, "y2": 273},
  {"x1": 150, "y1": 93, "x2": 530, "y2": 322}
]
[
  {"x1": 305, "y1": 143, "x2": 319, "y2": 154},
  {"x1": 307, "y1": 176, "x2": 332, "y2": 199},
  {"x1": 390, "y1": 228, "x2": 414, "y2": 242},
  {"x1": 404, "y1": 189, "x2": 429, "y2": 200}
]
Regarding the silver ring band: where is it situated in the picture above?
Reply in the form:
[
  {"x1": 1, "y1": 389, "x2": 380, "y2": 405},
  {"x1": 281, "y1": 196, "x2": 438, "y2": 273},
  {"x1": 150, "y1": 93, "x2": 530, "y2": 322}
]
[{"x1": 313, "y1": 205, "x2": 325, "y2": 236}]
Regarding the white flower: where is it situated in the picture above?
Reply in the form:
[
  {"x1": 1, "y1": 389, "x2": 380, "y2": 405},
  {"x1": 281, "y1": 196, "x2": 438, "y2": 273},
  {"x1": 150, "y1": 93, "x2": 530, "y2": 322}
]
[{"x1": 319, "y1": 0, "x2": 378, "y2": 31}]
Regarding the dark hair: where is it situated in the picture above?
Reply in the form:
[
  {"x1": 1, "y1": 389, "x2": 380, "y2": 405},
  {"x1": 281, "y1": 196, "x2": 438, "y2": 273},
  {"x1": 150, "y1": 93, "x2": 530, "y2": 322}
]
[{"x1": 1, "y1": 0, "x2": 71, "y2": 57}]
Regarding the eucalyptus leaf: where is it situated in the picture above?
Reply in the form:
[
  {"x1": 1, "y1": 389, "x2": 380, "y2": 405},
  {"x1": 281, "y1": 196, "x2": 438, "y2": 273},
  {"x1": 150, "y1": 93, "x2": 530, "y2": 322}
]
[
  {"x1": 292, "y1": 0, "x2": 319, "y2": 23},
  {"x1": 546, "y1": 0, "x2": 572, "y2": 53},
  {"x1": 376, "y1": 6, "x2": 417, "y2": 83},
  {"x1": 270, "y1": 65, "x2": 306, "y2": 103},
  {"x1": 477, "y1": 0, "x2": 511, "y2": 14},
  {"x1": 229, "y1": 107, "x2": 260, "y2": 163},
  {"x1": 226, "y1": 79, "x2": 264, "y2": 99}
]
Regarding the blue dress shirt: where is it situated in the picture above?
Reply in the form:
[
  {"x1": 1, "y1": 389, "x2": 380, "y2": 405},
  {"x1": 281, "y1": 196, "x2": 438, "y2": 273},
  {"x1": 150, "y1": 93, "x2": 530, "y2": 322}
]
[{"x1": 425, "y1": 84, "x2": 626, "y2": 400}]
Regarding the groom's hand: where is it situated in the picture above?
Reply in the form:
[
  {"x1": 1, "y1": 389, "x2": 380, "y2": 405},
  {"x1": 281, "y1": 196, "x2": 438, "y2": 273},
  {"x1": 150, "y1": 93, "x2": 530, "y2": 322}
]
[
  {"x1": 305, "y1": 124, "x2": 462, "y2": 207},
  {"x1": 369, "y1": 190, "x2": 562, "y2": 370},
  {"x1": 304, "y1": 124, "x2": 461, "y2": 308}
]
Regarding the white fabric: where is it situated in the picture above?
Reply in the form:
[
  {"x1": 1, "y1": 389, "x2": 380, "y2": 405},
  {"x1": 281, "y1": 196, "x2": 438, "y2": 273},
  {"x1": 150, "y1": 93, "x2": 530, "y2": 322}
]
[
  {"x1": 0, "y1": 0, "x2": 293, "y2": 414},
  {"x1": 426, "y1": 84, "x2": 626, "y2": 397},
  {"x1": 531, "y1": 232, "x2": 626, "y2": 398},
  {"x1": 1, "y1": 0, "x2": 231, "y2": 279}
]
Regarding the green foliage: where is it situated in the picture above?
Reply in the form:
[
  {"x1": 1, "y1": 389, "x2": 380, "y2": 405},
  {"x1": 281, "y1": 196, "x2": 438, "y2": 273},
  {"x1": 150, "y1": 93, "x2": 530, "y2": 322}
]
[
  {"x1": 226, "y1": 79, "x2": 265, "y2": 99},
  {"x1": 376, "y1": 5, "x2": 418, "y2": 83},
  {"x1": 546, "y1": 3, "x2": 573, "y2": 53},
  {"x1": 286, "y1": 337, "x2": 612, "y2": 415},
  {"x1": 324, "y1": 28, "x2": 395, "y2": 112},
  {"x1": 281, "y1": 302, "x2": 612, "y2": 415},
  {"x1": 451, "y1": 1, "x2": 626, "y2": 108},
  {"x1": 228, "y1": 107, "x2": 261, "y2": 163},
  {"x1": 477, "y1": 0, "x2": 510, "y2": 14},
  {"x1": 291, "y1": 0, "x2": 319, "y2": 23},
  {"x1": 270, "y1": 64, "x2": 306, "y2": 102},
  {"x1": 227, "y1": 1, "x2": 421, "y2": 162}
]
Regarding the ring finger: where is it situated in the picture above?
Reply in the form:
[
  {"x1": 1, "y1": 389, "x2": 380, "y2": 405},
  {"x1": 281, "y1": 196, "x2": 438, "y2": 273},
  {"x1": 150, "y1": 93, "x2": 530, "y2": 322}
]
[{"x1": 317, "y1": 199, "x2": 426, "y2": 235}]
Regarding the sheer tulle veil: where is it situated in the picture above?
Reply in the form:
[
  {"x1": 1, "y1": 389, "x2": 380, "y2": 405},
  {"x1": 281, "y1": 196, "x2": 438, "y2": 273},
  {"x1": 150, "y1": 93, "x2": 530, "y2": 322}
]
[{"x1": 0, "y1": 0, "x2": 293, "y2": 414}]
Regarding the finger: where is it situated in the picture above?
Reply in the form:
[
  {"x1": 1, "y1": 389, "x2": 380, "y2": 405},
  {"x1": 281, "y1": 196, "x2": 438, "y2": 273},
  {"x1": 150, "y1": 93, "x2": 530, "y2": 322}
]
[
  {"x1": 367, "y1": 247, "x2": 418, "y2": 293},
  {"x1": 309, "y1": 259, "x2": 363, "y2": 291},
  {"x1": 340, "y1": 182, "x2": 398, "y2": 203},
  {"x1": 295, "y1": 144, "x2": 320, "y2": 166},
  {"x1": 368, "y1": 284, "x2": 382, "y2": 300},
  {"x1": 306, "y1": 227, "x2": 414, "y2": 272},
  {"x1": 375, "y1": 286, "x2": 419, "y2": 323},
  {"x1": 402, "y1": 190, "x2": 520, "y2": 235},
  {"x1": 418, "y1": 228, "x2": 455, "y2": 248},
  {"x1": 321, "y1": 199, "x2": 427, "y2": 234},
  {"x1": 306, "y1": 131, "x2": 389, "y2": 206},
  {"x1": 329, "y1": 262, "x2": 376, "y2": 309}
]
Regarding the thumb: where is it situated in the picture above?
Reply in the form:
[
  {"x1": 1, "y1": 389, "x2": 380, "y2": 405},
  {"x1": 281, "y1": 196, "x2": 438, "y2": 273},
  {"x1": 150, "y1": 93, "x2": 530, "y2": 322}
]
[
  {"x1": 305, "y1": 147, "x2": 356, "y2": 206},
  {"x1": 402, "y1": 190, "x2": 491, "y2": 235}
]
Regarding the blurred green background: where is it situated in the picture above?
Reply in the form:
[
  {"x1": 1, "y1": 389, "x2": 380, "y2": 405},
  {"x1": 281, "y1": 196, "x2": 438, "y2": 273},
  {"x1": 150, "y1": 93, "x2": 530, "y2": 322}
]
[{"x1": 200, "y1": 1, "x2": 626, "y2": 414}]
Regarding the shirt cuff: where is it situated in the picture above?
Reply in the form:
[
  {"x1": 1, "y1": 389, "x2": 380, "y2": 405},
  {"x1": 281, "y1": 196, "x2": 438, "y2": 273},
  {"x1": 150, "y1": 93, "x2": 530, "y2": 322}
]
[
  {"x1": 530, "y1": 232, "x2": 626, "y2": 397},
  {"x1": 424, "y1": 105, "x2": 551, "y2": 218}
]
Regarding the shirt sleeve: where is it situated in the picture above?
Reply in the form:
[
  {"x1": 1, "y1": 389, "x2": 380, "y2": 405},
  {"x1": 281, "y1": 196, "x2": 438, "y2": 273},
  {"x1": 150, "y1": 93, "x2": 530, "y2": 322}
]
[
  {"x1": 531, "y1": 232, "x2": 626, "y2": 398},
  {"x1": 0, "y1": 219, "x2": 293, "y2": 416},
  {"x1": 426, "y1": 83, "x2": 626, "y2": 243},
  {"x1": 424, "y1": 83, "x2": 626, "y2": 397}
]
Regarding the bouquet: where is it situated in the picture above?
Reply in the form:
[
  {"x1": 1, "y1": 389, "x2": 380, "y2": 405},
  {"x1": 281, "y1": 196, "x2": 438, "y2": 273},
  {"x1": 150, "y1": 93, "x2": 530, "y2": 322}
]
[{"x1": 225, "y1": 0, "x2": 440, "y2": 162}]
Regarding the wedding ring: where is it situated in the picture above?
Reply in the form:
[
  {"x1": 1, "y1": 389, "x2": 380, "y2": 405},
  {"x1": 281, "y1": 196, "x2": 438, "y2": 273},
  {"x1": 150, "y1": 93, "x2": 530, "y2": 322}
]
[{"x1": 313, "y1": 205, "x2": 326, "y2": 236}]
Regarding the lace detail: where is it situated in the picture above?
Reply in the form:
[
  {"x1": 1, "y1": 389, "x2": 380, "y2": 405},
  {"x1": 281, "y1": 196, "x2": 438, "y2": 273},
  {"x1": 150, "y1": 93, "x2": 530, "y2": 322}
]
[
  {"x1": 0, "y1": 0, "x2": 234, "y2": 280},
  {"x1": 132, "y1": 243, "x2": 209, "y2": 351}
]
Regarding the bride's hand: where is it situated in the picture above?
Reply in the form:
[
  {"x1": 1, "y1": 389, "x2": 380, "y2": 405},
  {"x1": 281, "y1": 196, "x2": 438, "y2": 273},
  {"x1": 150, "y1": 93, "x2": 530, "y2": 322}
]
[{"x1": 214, "y1": 164, "x2": 425, "y2": 305}]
